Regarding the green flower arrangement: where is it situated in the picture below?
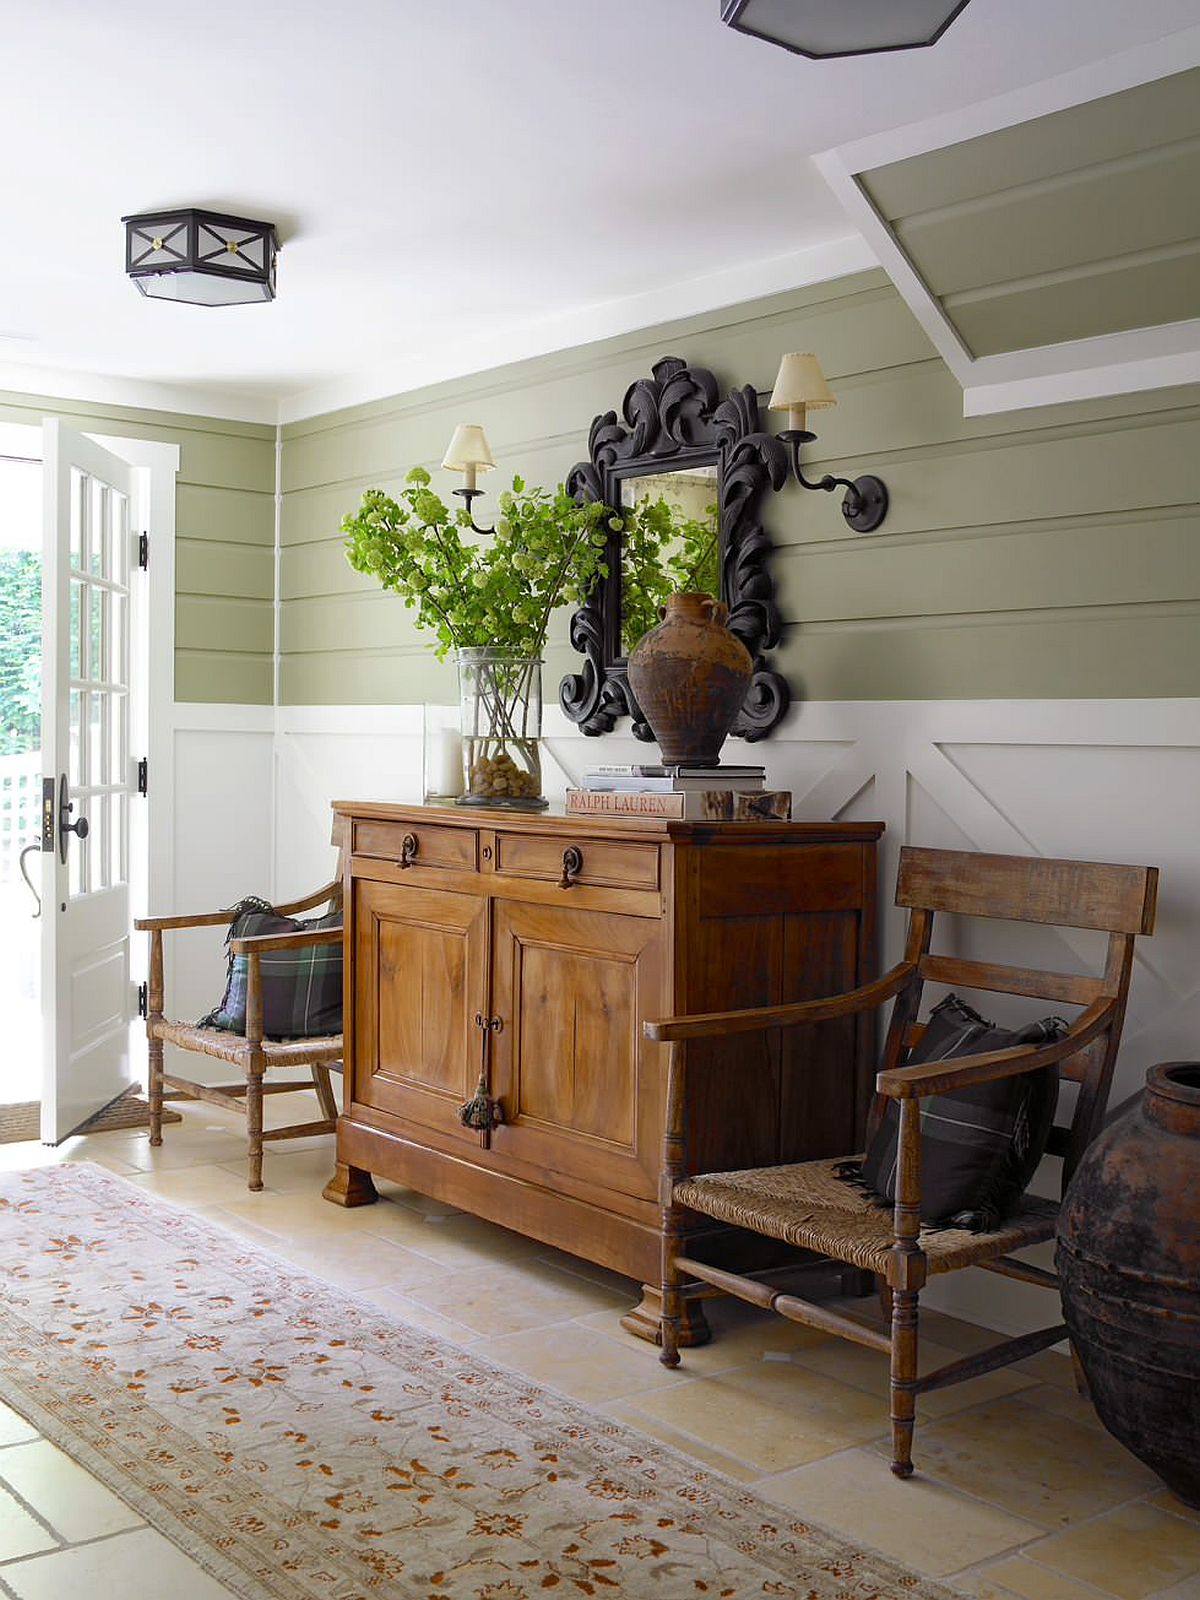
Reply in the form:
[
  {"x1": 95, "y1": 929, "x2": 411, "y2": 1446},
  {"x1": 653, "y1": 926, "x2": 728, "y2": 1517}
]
[
  {"x1": 342, "y1": 467, "x2": 610, "y2": 660},
  {"x1": 343, "y1": 467, "x2": 611, "y2": 804}
]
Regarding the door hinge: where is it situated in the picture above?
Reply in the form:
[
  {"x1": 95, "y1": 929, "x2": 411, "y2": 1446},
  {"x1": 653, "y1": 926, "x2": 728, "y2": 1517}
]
[
  {"x1": 137, "y1": 532, "x2": 149, "y2": 570},
  {"x1": 137, "y1": 757, "x2": 148, "y2": 796},
  {"x1": 137, "y1": 982, "x2": 148, "y2": 1019}
]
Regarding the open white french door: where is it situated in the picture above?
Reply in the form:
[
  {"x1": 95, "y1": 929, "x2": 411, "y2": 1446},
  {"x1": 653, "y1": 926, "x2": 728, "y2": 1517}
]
[{"x1": 39, "y1": 421, "x2": 141, "y2": 1142}]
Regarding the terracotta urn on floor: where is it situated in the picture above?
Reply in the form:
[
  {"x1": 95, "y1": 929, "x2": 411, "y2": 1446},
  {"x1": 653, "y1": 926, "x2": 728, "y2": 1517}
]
[
  {"x1": 626, "y1": 593, "x2": 753, "y2": 767},
  {"x1": 1057, "y1": 1062, "x2": 1200, "y2": 1508}
]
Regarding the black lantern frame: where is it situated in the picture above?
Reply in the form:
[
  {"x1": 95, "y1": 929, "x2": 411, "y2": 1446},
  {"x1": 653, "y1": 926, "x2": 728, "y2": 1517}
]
[
  {"x1": 123, "y1": 208, "x2": 278, "y2": 305},
  {"x1": 719, "y1": 0, "x2": 973, "y2": 60}
]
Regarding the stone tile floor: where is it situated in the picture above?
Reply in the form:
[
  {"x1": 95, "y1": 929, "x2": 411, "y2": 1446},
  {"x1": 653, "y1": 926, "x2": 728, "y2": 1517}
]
[{"x1": 0, "y1": 1092, "x2": 1197, "y2": 1599}]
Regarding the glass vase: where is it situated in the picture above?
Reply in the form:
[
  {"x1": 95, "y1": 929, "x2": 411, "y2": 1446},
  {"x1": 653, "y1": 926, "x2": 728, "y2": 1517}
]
[{"x1": 455, "y1": 648, "x2": 548, "y2": 810}]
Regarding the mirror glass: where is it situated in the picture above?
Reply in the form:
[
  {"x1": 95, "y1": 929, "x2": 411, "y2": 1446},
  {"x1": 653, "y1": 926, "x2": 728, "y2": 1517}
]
[{"x1": 618, "y1": 463, "x2": 719, "y2": 655}]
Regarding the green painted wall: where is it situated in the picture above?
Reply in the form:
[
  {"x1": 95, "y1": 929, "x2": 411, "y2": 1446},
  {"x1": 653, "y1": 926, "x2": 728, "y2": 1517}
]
[
  {"x1": 0, "y1": 389, "x2": 275, "y2": 704},
  {"x1": 280, "y1": 270, "x2": 1200, "y2": 705}
]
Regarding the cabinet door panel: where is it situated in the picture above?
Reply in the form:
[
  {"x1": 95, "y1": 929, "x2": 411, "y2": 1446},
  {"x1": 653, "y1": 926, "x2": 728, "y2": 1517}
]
[
  {"x1": 489, "y1": 900, "x2": 665, "y2": 1198},
  {"x1": 353, "y1": 878, "x2": 486, "y2": 1139}
]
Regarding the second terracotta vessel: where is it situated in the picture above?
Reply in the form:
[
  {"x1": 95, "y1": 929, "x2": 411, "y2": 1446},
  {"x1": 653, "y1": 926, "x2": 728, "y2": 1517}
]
[{"x1": 627, "y1": 592, "x2": 753, "y2": 767}]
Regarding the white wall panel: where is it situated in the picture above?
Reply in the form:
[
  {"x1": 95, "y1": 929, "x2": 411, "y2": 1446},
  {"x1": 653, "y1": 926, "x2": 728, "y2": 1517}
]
[{"x1": 162, "y1": 696, "x2": 1197, "y2": 1332}]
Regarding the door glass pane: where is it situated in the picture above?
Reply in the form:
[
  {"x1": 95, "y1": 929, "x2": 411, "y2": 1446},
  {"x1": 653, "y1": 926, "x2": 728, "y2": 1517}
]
[
  {"x1": 69, "y1": 690, "x2": 83, "y2": 786},
  {"x1": 88, "y1": 694, "x2": 103, "y2": 787},
  {"x1": 109, "y1": 592, "x2": 126, "y2": 685},
  {"x1": 69, "y1": 468, "x2": 85, "y2": 569},
  {"x1": 111, "y1": 493, "x2": 129, "y2": 586},
  {"x1": 110, "y1": 694, "x2": 126, "y2": 789},
  {"x1": 88, "y1": 479, "x2": 104, "y2": 576},
  {"x1": 69, "y1": 579, "x2": 83, "y2": 680},
  {"x1": 90, "y1": 587, "x2": 103, "y2": 684}
]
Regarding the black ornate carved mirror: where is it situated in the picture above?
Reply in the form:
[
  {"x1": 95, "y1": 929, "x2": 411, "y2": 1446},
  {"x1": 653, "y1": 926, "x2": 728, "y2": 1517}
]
[{"x1": 559, "y1": 356, "x2": 791, "y2": 742}]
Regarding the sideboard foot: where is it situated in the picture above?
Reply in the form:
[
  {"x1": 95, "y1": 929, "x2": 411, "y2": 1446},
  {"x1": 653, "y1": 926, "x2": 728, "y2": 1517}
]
[
  {"x1": 621, "y1": 1284, "x2": 712, "y2": 1347},
  {"x1": 322, "y1": 1162, "x2": 379, "y2": 1208}
]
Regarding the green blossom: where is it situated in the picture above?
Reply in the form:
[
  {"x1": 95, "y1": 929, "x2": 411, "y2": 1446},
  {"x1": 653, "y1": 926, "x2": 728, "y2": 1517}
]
[{"x1": 342, "y1": 471, "x2": 609, "y2": 659}]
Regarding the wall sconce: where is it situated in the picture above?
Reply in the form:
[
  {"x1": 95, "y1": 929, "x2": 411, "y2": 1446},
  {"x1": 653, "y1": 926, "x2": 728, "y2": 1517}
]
[
  {"x1": 769, "y1": 353, "x2": 889, "y2": 533},
  {"x1": 442, "y1": 424, "x2": 496, "y2": 534},
  {"x1": 123, "y1": 207, "x2": 278, "y2": 305}
]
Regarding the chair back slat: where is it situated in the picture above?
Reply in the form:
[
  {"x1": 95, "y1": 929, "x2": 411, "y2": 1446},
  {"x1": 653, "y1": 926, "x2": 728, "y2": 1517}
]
[
  {"x1": 896, "y1": 848, "x2": 1158, "y2": 935},
  {"x1": 918, "y1": 955, "x2": 1103, "y2": 1008}
]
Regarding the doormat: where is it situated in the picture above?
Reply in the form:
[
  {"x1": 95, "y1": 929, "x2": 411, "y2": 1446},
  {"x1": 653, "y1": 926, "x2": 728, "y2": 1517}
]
[
  {"x1": 0, "y1": 1161, "x2": 962, "y2": 1600},
  {"x1": 0, "y1": 1087, "x2": 181, "y2": 1144}
]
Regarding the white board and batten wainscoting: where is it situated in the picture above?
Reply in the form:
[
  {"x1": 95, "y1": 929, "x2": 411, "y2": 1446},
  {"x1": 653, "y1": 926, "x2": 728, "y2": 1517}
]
[{"x1": 165, "y1": 696, "x2": 1200, "y2": 1334}]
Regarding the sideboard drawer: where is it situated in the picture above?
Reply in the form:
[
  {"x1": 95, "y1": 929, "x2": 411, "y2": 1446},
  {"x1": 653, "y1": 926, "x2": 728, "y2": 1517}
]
[
  {"x1": 495, "y1": 830, "x2": 660, "y2": 891},
  {"x1": 352, "y1": 818, "x2": 477, "y2": 873}
]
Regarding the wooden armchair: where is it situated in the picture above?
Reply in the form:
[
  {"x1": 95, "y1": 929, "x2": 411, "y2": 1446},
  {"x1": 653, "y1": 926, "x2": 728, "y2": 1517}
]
[
  {"x1": 648, "y1": 846, "x2": 1158, "y2": 1479},
  {"x1": 135, "y1": 834, "x2": 346, "y2": 1192}
]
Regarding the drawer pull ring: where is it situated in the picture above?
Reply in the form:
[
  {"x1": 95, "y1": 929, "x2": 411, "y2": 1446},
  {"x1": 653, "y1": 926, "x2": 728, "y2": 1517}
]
[
  {"x1": 558, "y1": 846, "x2": 583, "y2": 889},
  {"x1": 399, "y1": 832, "x2": 419, "y2": 868}
]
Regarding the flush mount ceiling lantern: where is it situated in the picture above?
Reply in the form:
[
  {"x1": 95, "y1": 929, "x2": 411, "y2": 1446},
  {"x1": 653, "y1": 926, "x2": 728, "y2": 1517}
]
[
  {"x1": 720, "y1": 0, "x2": 973, "y2": 60},
  {"x1": 123, "y1": 207, "x2": 278, "y2": 305}
]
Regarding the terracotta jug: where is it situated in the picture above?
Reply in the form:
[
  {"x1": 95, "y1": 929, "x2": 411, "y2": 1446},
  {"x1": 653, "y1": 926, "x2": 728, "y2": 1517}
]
[
  {"x1": 626, "y1": 592, "x2": 753, "y2": 767},
  {"x1": 1057, "y1": 1062, "x2": 1200, "y2": 1507}
]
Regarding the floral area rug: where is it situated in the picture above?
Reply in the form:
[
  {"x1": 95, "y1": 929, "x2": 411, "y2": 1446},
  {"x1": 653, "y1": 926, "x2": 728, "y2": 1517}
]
[{"x1": 0, "y1": 1164, "x2": 956, "y2": 1600}]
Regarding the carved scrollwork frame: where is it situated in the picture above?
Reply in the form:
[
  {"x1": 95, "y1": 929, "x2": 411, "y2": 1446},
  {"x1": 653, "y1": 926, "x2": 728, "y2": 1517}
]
[{"x1": 559, "y1": 355, "x2": 790, "y2": 741}]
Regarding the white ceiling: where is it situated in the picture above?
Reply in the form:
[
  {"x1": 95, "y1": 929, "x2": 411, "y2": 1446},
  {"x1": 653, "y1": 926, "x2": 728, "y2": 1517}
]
[{"x1": 2, "y1": 0, "x2": 1198, "y2": 423}]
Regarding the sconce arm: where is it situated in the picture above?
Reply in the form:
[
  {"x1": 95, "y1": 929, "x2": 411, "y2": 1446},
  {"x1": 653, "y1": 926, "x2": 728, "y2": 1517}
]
[
  {"x1": 778, "y1": 429, "x2": 888, "y2": 534},
  {"x1": 453, "y1": 486, "x2": 495, "y2": 537}
]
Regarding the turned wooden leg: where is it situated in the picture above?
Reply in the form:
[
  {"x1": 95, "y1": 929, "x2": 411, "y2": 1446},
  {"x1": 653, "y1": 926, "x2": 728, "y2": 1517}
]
[
  {"x1": 877, "y1": 1274, "x2": 893, "y2": 1323},
  {"x1": 659, "y1": 1211, "x2": 684, "y2": 1369},
  {"x1": 246, "y1": 1063, "x2": 265, "y2": 1192},
  {"x1": 147, "y1": 1037, "x2": 164, "y2": 1147},
  {"x1": 653, "y1": 1039, "x2": 689, "y2": 1366},
  {"x1": 147, "y1": 930, "x2": 165, "y2": 1147},
  {"x1": 889, "y1": 1096, "x2": 926, "y2": 1480},
  {"x1": 322, "y1": 1161, "x2": 378, "y2": 1207},
  {"x1": 312, "y1": 1062, "x2": 339, "y2": 1121},
  {"x1": 889, "y1": 1288, "x2": 920, "y2": 1478}
]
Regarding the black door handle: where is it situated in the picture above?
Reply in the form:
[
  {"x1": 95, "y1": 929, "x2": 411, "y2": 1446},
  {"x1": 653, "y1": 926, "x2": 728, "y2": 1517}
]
[
  {"x1": 18, "y1": 844, "x2": 41, "y2": 918},
  {"x1": 58, "y1": 774, "x2": 89, "y2": 865}
]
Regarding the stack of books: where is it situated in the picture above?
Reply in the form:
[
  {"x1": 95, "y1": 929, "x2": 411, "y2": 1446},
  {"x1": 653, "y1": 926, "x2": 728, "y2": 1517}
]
[{"x1": 566, "y1": 763, "x2": 791, "y2": 820}]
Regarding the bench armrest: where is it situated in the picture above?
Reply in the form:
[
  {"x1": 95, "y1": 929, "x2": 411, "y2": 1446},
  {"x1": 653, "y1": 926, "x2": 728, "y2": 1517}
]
[
  {"x1": 135, "y1": 908, "x2": 241, "y2": 931},
  {"x1": 643, "y1": 961, "x2": 917, "y2": 1045},
  {"x1": 875, "y1": 997, "x2": 1115, "y2": 1098},
  {"x1": 231, "y1": 926, "x2": 343, "y2": 956}
]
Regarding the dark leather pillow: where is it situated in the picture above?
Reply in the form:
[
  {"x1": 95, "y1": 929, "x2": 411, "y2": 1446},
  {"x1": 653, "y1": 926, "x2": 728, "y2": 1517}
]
[
  {"x1": 853, "y1": 994, "x2": 1064, "y2": 1232},
  {"x1": 199, "y1": 897, "x2": 343, "y2": 1039}
]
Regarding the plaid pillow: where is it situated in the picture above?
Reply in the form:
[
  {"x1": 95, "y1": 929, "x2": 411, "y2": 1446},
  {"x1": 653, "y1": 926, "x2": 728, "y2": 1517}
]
[
  {"x1": 848, "y1": 994, "x2": 1064, "y2": 1232},
  {"x1": 199, "y1": 897, "x2": 343, "y2": 1039}
]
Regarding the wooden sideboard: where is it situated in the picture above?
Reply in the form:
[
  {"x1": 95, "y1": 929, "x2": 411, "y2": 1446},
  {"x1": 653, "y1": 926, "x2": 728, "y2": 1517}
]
[{"x1": 324, "y1": 802, "x2": 882, "y2": 1342}]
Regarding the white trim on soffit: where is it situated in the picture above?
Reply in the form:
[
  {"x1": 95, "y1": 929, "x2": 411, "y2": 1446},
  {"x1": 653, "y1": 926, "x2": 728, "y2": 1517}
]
[{"x1": 814, "y1": 25, "x2": 1200, "y2": 417}]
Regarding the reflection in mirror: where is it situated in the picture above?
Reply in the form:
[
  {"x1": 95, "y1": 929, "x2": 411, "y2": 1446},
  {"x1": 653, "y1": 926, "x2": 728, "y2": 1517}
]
[{"x1": 618, "y1": 465, "x2": 719, "y2": 655}]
